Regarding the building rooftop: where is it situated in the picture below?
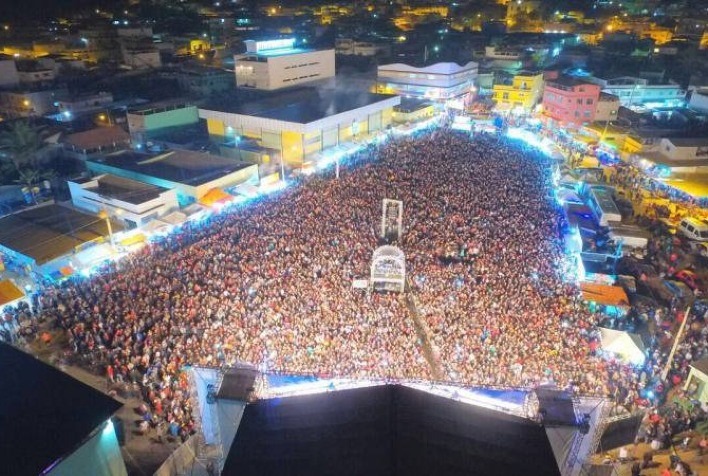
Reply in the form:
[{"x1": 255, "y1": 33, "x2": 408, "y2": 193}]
[
  {"x1": 667, "y1": 137, "x2": 708, "y2": 147},
  {"x1": 599, "y1": 92, "x2": 620, "y2": 101},
  {"x1": 395, "y1": 97, "x2": 434, "y2": 113},
  {"x1": 202, "y1": 89, "x2": 399, "y2": 124},
  {"x1": 86, "y1": 174, "x2": 170, "y2": 205},
  {"x1": 89, "y1": 149, "x2": 254, "y2": 187},
  {"x1": 62, "y1": 126, "x2": 131, "y2": 152},
  {"x1": 0, "y1": 204, "x2": 123, "y2": 265},
  {"x1": 642, "y1": 152, "x2": 708, "y2": 168},
  {"x1": 127, "y1": 101, "x2": 195, "y2": 116},
  {"x1": 378, "y1": 61, "x2": 478, "y2": 75},
  {"x1": 0, "y1": 343, "x2": 121, "y2": 475},
  {"x1": 547, "y1": 76, "x2": 595, "y2": 89}
]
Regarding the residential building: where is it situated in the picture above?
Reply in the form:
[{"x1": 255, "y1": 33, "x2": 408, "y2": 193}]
[
  {"x1": 55, "y1": 91, "x2": 114, "y2": 120},
  {"x1": 15, "y1": 60, "x2": 56, "y2": 85},
  {"x1": 542, "y1": 76, "x2": 601, "y2": 126},
  {"x1": 234, "y1": 38, "x2": 335, "y2": 91},
  {"x1": 175, "y1": 66, "x2": 234, "y2": 97},
  {"x1": 0, "y1": 59, "x2": 20, "y2": 88},
  {"x1": 121, "y1": 45, "x2": 161, "y2": 69},
  {"x1": 640, "y1": 138, "x2": 708, "y2": 174},
  {"x1": 594, "y1": 93, "x2": 620, "y2": 123},
  {"x1": 127, "y1": 103, "x2": 200, "y2": 146},
  {"x1": 335, "y1": 38, "x2": 391, "y2": 57},
  {"x1": 87, "y1": 149, "x2": 259, "y2": 206},
  {"x1": 376, "y1": 61, "x2": 478, "y2": 105},
  {"x1": 0, "y1": 87, "x2": 66, "y2": 118},
  {"x1": 68, "y1": 174, "x2": 179, "y2": 229},
  {"x1": 588, "y1": 76, "x2": 685, "y2": 108},
  {"x1": 492, "y1": 70, "x2": 544, "y2": 113},
  {"x1": 199, "y1": 89, "x2": 399, "y2": 166}
]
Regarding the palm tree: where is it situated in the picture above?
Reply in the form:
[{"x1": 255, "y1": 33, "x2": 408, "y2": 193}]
[
  {"x1": 0, "y1": 121, "x2": 43, "y2": 173},
  {"x1": 14, "y1": 168, "x2": 42, "y2": 204}
]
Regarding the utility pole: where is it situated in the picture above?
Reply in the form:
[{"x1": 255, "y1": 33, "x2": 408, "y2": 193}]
[{"x1": 661, "y1": 305, "x2": 691, "y2": 382}]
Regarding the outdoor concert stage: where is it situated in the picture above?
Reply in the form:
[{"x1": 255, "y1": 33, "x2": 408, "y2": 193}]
[{"x1": 187, "y1": 370, "x2": 608, "y2": 476}]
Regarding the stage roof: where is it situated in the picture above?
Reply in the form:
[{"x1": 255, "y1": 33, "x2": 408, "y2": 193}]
[
  {"x1": 222, "y1": 384, "x2": 560, "y2": 476},
  {"x1": 202, "y1": 90, "x2": 399, "y2": 124},
  {"x1": 0, "y1": 343, "x2": 122, "y2": 476}
]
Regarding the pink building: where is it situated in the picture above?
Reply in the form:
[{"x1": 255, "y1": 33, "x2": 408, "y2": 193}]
[{"x1": 542, "y1": 76, "x2": 601, "y2": 126}]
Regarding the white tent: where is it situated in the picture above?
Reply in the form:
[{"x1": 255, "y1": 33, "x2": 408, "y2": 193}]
[{"x1": 599, "y1": 327, "x2": 646, "y2": 364}]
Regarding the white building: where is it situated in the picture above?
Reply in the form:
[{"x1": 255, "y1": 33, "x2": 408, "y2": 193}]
[
  {"x1": 376, "y1": 61, "x2": 478, "y2": 104},
  {"x1": 589, "y1": 76, "x2": 686, "y2": 108},
  {"x1": 56, "y1": 91, "x2": 114, "y2": 118},
  {"x1": 0, "y1": 60, "x2": 20, "y2": 88},
  {"x1": 121, "y1": 46, "x2": 161, "y2": 69},
  {"x1": 688, "y1": 88, "x2": 708, "y2": 113},
  {"x1": 642, "y1": 137, "x2": 708, "y2": 174},
  {"x1": 68, "y1": 174, "x2": 179, "y2": 229},
  {"x1": 234, "y1": 38, "x2": 335, "y2": 91}
]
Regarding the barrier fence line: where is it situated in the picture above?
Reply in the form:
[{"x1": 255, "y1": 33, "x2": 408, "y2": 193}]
[{"x1": 405, "y1": 278, "x2": 444, "y2": 381}]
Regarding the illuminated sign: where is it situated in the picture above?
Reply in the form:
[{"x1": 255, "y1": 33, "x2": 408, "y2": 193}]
[{"x1": 254, "y1": 38, "x2": 295, "y2": 52}]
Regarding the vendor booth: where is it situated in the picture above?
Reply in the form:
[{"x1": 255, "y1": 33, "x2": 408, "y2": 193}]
[{"x1": 599, "y1": 327, "x2": 646, "y2": 365}]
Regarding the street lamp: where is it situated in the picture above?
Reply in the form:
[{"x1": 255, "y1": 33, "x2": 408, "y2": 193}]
[{"x1": 98, "y1": 210, "x2": 115, "y2": 251}]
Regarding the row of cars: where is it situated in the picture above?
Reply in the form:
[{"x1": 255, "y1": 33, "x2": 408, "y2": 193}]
[{"x1": 557, "y1": 169, "x2": 707, "y2": 306}]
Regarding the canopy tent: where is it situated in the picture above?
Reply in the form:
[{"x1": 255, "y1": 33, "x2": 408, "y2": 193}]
[
  {"x1": 581, "y1": 283, "x2": 630, "y2": 307},
  {"x1": 599, "y1": 327, "x2": 646, "y2": 364},
  {"x1": 161, "y1": 211, "x2": 188, "y2": 226},
  {"x1": 142, "y1": 219, "x2": 173, "y2": 235},
  {"x1": 0, "y1": 280, "x2": 24, "y2": 307},
  {"x1": 233, "y1": 183, "x2": 259, "y2": 198},
  {"x1": 199, "y1": 188, "x2": 233, "y2": 207}
]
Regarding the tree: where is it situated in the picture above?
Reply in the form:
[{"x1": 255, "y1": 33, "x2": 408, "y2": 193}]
[{"x1": 0, "y1": 121, "x2": 43, "y2": 173}]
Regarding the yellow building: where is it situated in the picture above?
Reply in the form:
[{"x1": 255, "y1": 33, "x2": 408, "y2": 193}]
[
  {"x1": 402, "y1": 5, "x2": 449, "y2": 17},
  {"x1": 700, "y1": 31, "x2": 708, "y2": 50},
  {"x1": 492, "y1": 71, "x2": 544, "y2": 112},
  {"x1": 199, "y1": 90, "x2": 399, "y2": 168}
]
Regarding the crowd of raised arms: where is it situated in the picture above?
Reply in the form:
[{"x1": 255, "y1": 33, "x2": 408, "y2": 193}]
[{"x1": 3, "y1": 127, "x2": 705, "y2": 440}]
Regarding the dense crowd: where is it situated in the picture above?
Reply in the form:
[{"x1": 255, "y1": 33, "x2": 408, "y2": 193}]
[{"x1": 7, "y1": 127, "x2": 704, "y2": 440}]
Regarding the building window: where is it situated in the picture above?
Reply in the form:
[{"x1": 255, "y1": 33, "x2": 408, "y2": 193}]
[
  {"x1": 575, "y1": 111, "x2": 580, "y2": 118},
  {"x1": 586, "y1": 98, "x2": 594, "y2": 105},
  {"x1": 502, "y1": 92, "x2": 509, "y2": 100},
  {"x1": 584, "y1": 111, "x2": 591, "y2": 117},
  {"x1": 577, "y1": 99, "x2": 583, "y2": 105}
]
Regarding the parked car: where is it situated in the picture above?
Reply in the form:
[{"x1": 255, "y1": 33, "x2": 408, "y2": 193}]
[
  {"x1": 672, "y1": 270, "x2": 705, "y2": 293},
  {"x1": 678, "y1": 217, "x2": 708, "y2": 242}
]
